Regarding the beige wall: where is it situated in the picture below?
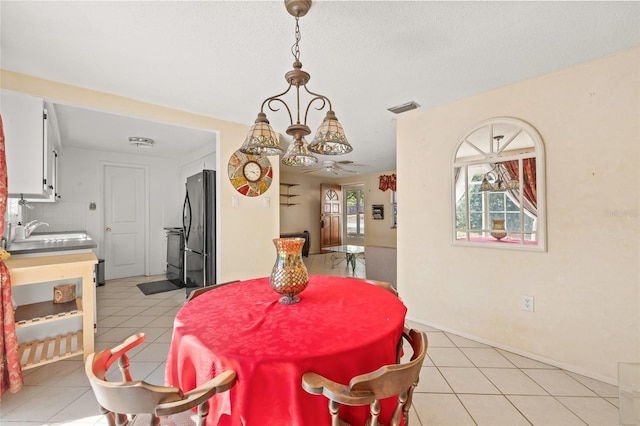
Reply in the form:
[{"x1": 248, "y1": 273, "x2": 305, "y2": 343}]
[
  {"x1": 279, "y1": 171, "x2": 325, "y2": 253},
  {"x1": 1, "y1": 70, "x2": 280, "y2": 282},
  {"x1": 397, "y1": 47, "x2": 640, "y2": 383},
  {"x1": 280, "y1": 170, "x2": 397, "y2": 253}
]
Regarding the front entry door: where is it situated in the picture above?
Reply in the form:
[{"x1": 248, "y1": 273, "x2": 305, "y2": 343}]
[
  {"x1": 320, "y1": 184, "x2": 342, "y2": 252},
  {"x1": 104, "y1": 165, "x2": 146, "y2": 279}
]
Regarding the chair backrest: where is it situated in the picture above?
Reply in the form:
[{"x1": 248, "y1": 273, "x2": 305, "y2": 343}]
[
  {"x1": 186, "y1": 280, "x2": 240, "y2": 302},
  {"x1": 357, "y1": 278, "x2": 399, "y2": 297},
  {"x1": 350, "y1": 328, "x2": 425, "y2": 397},
  {"x1": 302, "y1": 328, "x2": 427, "y2": 426},
  {"x1": 85, "y1": 333, "x2": 236, "y2": 425}
]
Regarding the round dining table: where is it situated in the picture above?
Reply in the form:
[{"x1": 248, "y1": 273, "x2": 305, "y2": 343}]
[{"x1": 165, "y1": 275, "x2": 407, "y2": 426}]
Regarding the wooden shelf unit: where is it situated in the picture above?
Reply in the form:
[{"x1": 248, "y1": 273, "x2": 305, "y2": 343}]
[
  {"x1": 7, "y1": 252, "x2": 97, "y2": 370},
  {"x1": 280, "y1": 182, "x2": 300, "y2": 206}
]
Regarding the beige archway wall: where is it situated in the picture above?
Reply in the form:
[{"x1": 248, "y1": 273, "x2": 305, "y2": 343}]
[
  {"x1": 1, "y1": 70, "x2": 280, "y2": 282},
  {"x1": 397, "y1": 47, "x2": 639, "y2": 383}
]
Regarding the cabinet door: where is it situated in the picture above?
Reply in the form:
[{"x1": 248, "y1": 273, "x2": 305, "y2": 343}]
[
  {"x1": 25, "y1": 144, "x2": 58, "y2": 203},
  {"x1": 1, "y1": 90, "x2": 47, "y2": 196}
]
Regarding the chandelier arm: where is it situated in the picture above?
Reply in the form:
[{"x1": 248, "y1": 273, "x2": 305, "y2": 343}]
[
  {"x1": 303, "y1": 95, "x2": 329, "y2": 126},
  {"x1": 261, "y1": 86, "x2": 295, "y2": 126},
  {"x1": 303, "y1": 85, "x2": 333, "y2": 111},
  {"x1": 301, "y1": 84, "x2": 334, "y2": 126}
]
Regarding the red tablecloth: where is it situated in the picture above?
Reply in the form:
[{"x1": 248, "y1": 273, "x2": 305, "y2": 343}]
[{"x1": 165, "y1": 275, "x2": 407, "y2": 426}]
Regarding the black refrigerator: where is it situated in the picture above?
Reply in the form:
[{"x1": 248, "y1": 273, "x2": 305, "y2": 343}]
[{"x1": 182, "y1": 170, "x2": 216, "y2": 295}]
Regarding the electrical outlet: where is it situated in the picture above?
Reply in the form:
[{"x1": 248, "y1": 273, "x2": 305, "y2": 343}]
[{"x1": 521, "y1": 295, "x2": 534, "y2": 312}]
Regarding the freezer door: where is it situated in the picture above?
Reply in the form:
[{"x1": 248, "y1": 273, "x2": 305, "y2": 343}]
[
  {"x1": 184, "y1": 249, "x2": 205, "y2": 289},
  {"x1": 166, "y1": 230, "x2": 184, "y2": 287}
]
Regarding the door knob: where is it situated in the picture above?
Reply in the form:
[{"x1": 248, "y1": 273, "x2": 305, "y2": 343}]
[{"x1": 105, "y1": 227, "x2": 111, "y2": 231}]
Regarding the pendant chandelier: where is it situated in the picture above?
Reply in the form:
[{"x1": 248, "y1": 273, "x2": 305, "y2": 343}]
[
  {"x1": 479, "y1": 136, "x2": 519, "y2": 192},
  {"x1": 239, "y1": 0, "x2": 352, "y2": 165}
]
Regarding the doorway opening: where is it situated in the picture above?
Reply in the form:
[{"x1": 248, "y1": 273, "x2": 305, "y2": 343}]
[{"x1": 344, "y1": 184, "x2": 365, "y2": 242}]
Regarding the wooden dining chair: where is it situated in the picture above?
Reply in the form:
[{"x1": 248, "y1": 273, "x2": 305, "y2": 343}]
[
  {"x1": 85, "y1": 333, "x2": 237, "y2": 426},
  {"x1": 302, "y1": 328, "x2": 427, "y2": 426},
  {"x1": 186, "y1": 280, "x2": 240, "y2": 302},
  {"x1": 356, "y1": 278, "x2": 399, "y2": 297}
]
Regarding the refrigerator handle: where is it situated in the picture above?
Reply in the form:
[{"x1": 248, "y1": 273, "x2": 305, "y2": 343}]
[{"x1": 183, "y1": 192, "x2": 192, "y2": 243}]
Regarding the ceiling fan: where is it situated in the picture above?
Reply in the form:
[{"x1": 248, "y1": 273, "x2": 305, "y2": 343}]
[{"x1": 302, "y1": 160, "x2": 360, "y2": 175}]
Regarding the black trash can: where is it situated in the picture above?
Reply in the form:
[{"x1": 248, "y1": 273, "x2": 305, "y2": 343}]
[{"x1": 96, "y1": 258, "x2": 105, "y2": 286}]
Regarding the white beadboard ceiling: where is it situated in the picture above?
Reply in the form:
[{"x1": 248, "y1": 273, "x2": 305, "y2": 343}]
[{"x1": 1, "y1": 1, "x2": 638, "y2": 175}]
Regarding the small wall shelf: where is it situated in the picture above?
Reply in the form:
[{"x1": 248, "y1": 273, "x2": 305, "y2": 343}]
[{"x1": 280, "y1": 182, "x2": 300, "y2": 206}]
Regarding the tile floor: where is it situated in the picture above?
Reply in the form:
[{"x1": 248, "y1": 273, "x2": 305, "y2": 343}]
[{"x1": 0, "y1": 253, "x2": 622, "y2": 425}]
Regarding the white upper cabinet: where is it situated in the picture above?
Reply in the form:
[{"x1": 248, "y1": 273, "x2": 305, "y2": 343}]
[{"x1": 1, "y1": 90, "x2": 53, "y2": 198}]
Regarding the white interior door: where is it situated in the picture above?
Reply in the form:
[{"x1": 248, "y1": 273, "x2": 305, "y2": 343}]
[{"x1": 104, "y1": 165, "x2": 146, "y2": 279}]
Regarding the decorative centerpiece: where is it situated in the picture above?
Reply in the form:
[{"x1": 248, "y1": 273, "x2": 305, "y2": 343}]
[
  {"x1": 270, "y1": 237, "x2": 309, "y2": 304},
  {"x1": 491, "y1": 219, "x2": 508, "y2": 240}
]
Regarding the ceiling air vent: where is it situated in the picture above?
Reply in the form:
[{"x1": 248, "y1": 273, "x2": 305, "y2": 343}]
[
  {"x1": 387, "y1": 101, "x2": 420, "y2": 114},
  {"x1": 129, "y1": 137, "x2": 155, "y2": 148}
]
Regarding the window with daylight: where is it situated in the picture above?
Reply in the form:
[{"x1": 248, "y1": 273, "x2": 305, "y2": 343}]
[
  {"x1": 452, "y1": 117, "x2": 546, "y2": 251},
  {"x1": 345, "y1": 186, "x2": 365, "y2": 238}
]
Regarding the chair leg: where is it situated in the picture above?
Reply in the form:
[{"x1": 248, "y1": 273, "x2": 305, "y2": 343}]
[
  {"x1": 369, "y1": 400, "x2": 381, "y2": 426},
  {"x1": 403, "y1": 382, "x2": 417, "y2": 426},
  {"x1": 99, "y1": 406, "x2": 116, "y2": 426},
  {"x1": 329, "y1": 400, "x2": 342, "y2": 426},
  {"x1": 197, "y1": 401, "x2": 210, "y2": 426},
  {"x1": 114, "y1": 412, "x2": 128, "y2": 426}
]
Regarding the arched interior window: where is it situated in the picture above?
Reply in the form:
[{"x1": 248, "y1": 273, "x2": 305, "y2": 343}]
[{"x1": 452, "y1": 117, "x2": 546, "y2": 251}]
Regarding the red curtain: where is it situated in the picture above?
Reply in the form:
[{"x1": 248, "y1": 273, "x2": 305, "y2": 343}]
[
  {"x1": 504, "y1": 158, "x2": 537, "y2": 209},
  {"x1": 0, "y1": 114, "x2": 23, "y2": 398}
]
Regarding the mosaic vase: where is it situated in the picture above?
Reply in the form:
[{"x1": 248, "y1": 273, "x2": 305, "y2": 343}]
[
  {"x1": 270, "y1": 238, "x2": 309, "y2": 304},
  {"x1": 491, "y1": 219, "x2": 507, "y2": 240}
]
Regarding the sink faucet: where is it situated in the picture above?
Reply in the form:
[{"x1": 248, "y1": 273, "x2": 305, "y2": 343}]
[{"x1": 24, "y1": 220, "x2": 49, "y2": 238}]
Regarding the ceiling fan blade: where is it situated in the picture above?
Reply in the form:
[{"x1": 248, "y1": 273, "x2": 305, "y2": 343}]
[
  {"x1": 334, "y1": 164, "x2": 359, "y2": 174},
  {"x1": 302, "y1": 168, "x2": 322, "y2": 174}
]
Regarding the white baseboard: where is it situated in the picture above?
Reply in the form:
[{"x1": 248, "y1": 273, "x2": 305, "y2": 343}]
[{"x1": 406, "y1": 315, "x2": 618, "y2": 386}]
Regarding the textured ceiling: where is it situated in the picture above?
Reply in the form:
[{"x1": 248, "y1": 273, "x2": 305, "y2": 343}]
[{"x1": 2, "y1": 1, "x2": 638, "y2": 175}]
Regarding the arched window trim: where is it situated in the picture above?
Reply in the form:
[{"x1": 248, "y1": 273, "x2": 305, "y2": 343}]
[{"x1": 451, "y1": 117, "x2": 547, "y2": 252}]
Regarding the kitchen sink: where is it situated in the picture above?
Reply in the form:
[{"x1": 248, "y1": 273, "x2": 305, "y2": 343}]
[
  {"x1": 14, "y1": 233, "x2": 90, "y2": 242},
  {"x1": 7, "y1": 231, "x2": 97, "y2": 257}
]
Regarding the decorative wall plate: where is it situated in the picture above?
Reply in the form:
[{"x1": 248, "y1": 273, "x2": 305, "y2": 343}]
[{"x1": 228, "y1": 150, "x2": 273, "y2": 196}]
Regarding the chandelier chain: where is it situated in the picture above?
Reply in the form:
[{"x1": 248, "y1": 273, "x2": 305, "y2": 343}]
[{"x1": 291, "y1": 16, "x2": 301, "y2": 62}]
